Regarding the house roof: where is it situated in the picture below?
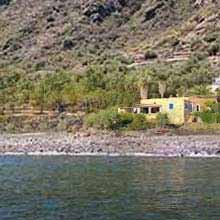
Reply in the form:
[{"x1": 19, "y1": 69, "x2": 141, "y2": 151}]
[
  {"x1": 136, "y1": 104, "x2": 162, "y2": 108},
  {"x1": 119, "y1": 104, "x2": 162, "y2": 109}
]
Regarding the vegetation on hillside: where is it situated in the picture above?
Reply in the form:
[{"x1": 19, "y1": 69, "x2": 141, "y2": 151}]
[
  {"x1": 0, "y1": 0, "x2": 220, "y2": 132},
  {"x1": 0, "y1": 55, "x2": 215, "y2": 114},
  {"x1": 0, "y1": 0, "x2": 219, "y2": 70}
]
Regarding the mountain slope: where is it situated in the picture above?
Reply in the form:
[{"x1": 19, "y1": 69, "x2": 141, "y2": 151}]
[{"x1": 0, "y1": 0, "x2": 219, "y2": 71}]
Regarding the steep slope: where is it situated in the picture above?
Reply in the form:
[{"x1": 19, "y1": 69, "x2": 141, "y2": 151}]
[
  {"x1": 134, "y1": 0, "x2": 220, "y2": 64},
  {"x1": 0, "y1": 0, "x2": 219, "y2": 71}
]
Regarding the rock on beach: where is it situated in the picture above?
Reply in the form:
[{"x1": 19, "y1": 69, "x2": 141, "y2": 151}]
[{"x1": 0, "y1": 132, "x2": 220, "y2": 157}]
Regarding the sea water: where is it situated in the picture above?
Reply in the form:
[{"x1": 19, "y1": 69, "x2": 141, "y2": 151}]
[{"x1": 0, "y1": 156, "x2": 219, "y2": 220}]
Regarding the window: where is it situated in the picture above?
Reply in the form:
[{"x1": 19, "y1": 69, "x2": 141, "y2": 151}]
[
  {"x1": 151, "y1": 107, "x2": 160, "y2": 113},
  {"x1": 185, "y1": 102, "x2": 193, "y2": 112},
  {"x1": 169, "y1": 103, "x2": 174, "y2": 110},
  {"x1": 188, "y1": 103, "x2": 193, "y2": 112},
  {"x1": 141, "y1": 107, "x2": 149, "y2": 114}
]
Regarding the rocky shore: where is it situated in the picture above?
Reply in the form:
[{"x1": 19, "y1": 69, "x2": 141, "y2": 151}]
[{"x1": 0, "y1": 132, "x2": 220, "y2": 157}]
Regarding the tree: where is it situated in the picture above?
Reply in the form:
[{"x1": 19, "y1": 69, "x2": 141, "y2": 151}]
[
  {"x1": 158, "y1": 81, "x2": 167, "y2": 98},
  {"x1": 188, "y1": 85, "x2": 213, "y2": 96},
  {"x1": 138, "y1": 69, "x2": 153, "y2": 99}
]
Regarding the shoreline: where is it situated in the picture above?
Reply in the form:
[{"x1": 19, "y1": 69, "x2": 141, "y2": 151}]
[
  {"x1": 1, "y1": 151, "x2": 220, "y2": 158},
  {"x1": 0, "y1": 132, "x2": 220, "y2": 158}
]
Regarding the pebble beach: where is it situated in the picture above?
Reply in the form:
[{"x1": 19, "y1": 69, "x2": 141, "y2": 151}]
[{"x1": 0, "y1": 132, "x2": 220, "y2": 157}]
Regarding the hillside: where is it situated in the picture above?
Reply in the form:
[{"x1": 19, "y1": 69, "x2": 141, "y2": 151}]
[
  {"x1": 0, "y1": 0, "x2": 219, "y2": 71},
  {"x1": 1, "y1": 0, "x2": 220, "y2": 133}
]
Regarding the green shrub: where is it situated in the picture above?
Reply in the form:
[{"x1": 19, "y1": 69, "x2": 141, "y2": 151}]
[
  {"x1": 216, "y1": 113, "x2": 220, "y2": 123},
  {"x1": 204, "y1": 100, "x2": 216, "y2": 112},
  {"x1": 5, "y1": 122, "x2": 16, "y2": 133},
  {"x1": 204, "y1": 32, "x2": 218, "y2": 43},
  {"x1": 119, "y1": 112, "x2": 133, "y2": 127},
  {"x1": 144, "y1": 50, "x2": 158, "y2": 59},
  {"x1": 84, "y1": 113, "x2": 96, "y2": 128},
  {"x1": 156, "y1": 113, "x2": 169, "y2": 127},
  {"x1": 194, "y1": 112, "x2": 220, "y2": 124},
  {"x1": 85, "y1": 110, "x2": 148, "y2": 131},
  {"x1": 128, "y1": 114, "x2": 147, "y2": 131},
  {"x1": 208, "y1": 43, "x2": 220, "y2": 56},
  {"x1": 85, "y1": 109, "x2": 122, "y2": 130},
  {"x1": 195, "y1": 112, "x2": 216, "y2": 124},
  {"x1": 213, "y1": 103, "x2": 220, "y2": 113}
]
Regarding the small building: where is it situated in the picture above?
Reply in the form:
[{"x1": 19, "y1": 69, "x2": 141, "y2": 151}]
[
  {"x1": 187, "y1": 96, "x2": 216, "y2": 112},
  {"x1": 119, "y1": 96, "x2": 216, "y2": 126}
]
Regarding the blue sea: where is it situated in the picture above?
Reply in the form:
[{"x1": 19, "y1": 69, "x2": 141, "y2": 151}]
[{"x1": 0, "y1": 156, "x2": 219, "y2": 220}]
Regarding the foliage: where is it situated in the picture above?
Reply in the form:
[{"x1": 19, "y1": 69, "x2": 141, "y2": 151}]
[
  {"x1": 194, "y1": 112, "x2": 218, "y2": 124},
  {"x1": 203, "y1": 102, "x2": 220, "y2": 113},
  {"x1": 194, "y1": 101, "x2": 220, "y2": 124},
  {"x1": 208, "y1": 43, "x2": 220, "y2": 56},
  {"x1": 144, "y1": 50, "x2": 157, "y2": 60},
  {"x1": 119, "y1": 112, "x2": 134, "y2": 127},
  {"x1": 0, "y1": 115, "x2": 81, "y2": 133},
  {"x1": 128, "y1": 114, "x2": 148, "y2": 131},
  {"x1": 84, "y1": 109, "x2": 122, "y2": 130},
  {"x1": 85, "y1": 110, "x2": 148, "y2": 131},
  {"x1": 0, "y1": 55, "x2": 216, "y2": 127},
  {"x1": 216, "y1": 113, "x2": 220, "y2": 123},
  {"x1": 187, "y1": 85, "x2": 213, "y2": 96},
  {"x1": 1, "y1": 0, "x2": 220, "y2": 134},
  {"x1": 156, "y1": 113, "x2": 169, "y2": 127}
]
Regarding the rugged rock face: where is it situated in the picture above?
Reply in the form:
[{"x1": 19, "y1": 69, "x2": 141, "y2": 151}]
[
  {"x1": 83, "y1": 0, "x2": 123, "y2": 22},
  {"x1": 0, "y1": 0, "x2": 219, "y2": 70},
  {"x1": 82, "y1": 0, "x2": 144, "y2": 22},
  {"x1": 195, "y1": 0, "x2": 217, "y2": 7}
]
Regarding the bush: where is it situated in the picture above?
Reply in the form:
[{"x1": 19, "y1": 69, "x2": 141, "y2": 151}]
[
  {"x1": 85, "y1": 110, "x2": 148, "y2": 131},
  {"x1": 204, "y1": 100, "x2": 216, "y2": 112},
  {"x1": 84, "y1": 113, "x2": 98, "y2": 128},
  {"x1": 211, "y1": 103, "x2": 220, "y2": 113},
  {"x1": 119, "y1": 112, "x2": 133, "y2": 127},
  {"x1": 195, "y1": 112, "x2": 216, "y2": 124},
  {"x1": 216, "y1": 113, "x2": 220, "y2": 123},
  {"x1": 84, "y1": 109, "x2": 122, "y2": 130},
  {"x1": 156, "y1": 113, "x2": 169, "y2": 127},
  {"x1": 144, "y1": 50, "x2": 158, "y2": 59},
  {"x1": 204, "y1": 33, "x2": 218, "y2": 43},
  {"x1": 208, "y1": 43, "x2": 220, "y2": 56},
  {"x1": 128, "y1": 114, "x2": 147, "y2": 131},
  {"x1": 5, "y1": 122, "x2": 16, "y2": 133}
]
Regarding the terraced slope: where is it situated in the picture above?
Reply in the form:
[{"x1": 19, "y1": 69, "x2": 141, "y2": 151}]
[{"x1": 0, "y1": 0, "x2": 219, "y2": 71}]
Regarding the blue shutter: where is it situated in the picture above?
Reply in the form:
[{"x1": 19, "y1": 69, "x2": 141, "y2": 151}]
[{"x1": 169, "y1": 103, "x2": 174, "y2": 110}]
